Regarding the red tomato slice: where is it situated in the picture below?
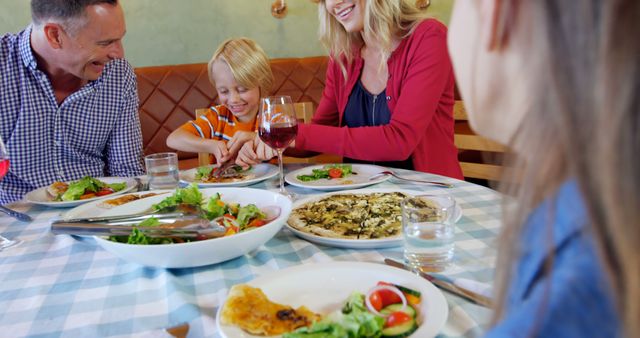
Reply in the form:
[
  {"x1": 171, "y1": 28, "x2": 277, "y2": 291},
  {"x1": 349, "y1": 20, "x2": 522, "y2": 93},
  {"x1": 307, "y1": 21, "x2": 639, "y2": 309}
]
[
  {"x1": 95, "y1": 188, "x2": 113, "y2": 196},
  {"x1": 328, "y1": 168, "x2": 343, "y2": 179},
  {"x1": 248, "y1": 219, "x2": 266, "y2": 228},
  {"x1": 368, "y1": 291, "x2": 383, "y2": 311},
  {"x1": 385, "y1": 311, "x2": 412, "y2": 328},
  {"x1": 376, "y1": 282, "x2": 402, "y2": 306}
]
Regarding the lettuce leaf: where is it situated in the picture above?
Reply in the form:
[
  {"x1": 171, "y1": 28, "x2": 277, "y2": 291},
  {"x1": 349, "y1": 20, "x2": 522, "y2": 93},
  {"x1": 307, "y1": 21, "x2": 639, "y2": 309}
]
[
  {"x1": 195, "y1": 166, "x2": 214, "y2": 180},
  {"x1": 152, "y1": 183, "x2": 202, "y2": 211},
  {"x1": 236, "y1": 204, "x2": 265, "y2": 228},
  {"x1": 203, "y1": 193, "x2": 226, "y2": 218},
  {"x1": 284, "y1": 292, "x2": 384, "y2": 338}
]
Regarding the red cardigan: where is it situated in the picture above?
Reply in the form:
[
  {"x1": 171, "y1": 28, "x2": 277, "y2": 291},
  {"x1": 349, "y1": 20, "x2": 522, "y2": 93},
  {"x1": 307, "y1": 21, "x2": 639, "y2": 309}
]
[{"x1": 294, "y1": 19, "x2": 463, "y2": 179}]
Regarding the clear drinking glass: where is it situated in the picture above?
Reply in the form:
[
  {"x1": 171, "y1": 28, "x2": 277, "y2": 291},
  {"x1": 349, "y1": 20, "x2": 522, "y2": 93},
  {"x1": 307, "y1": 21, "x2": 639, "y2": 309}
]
[
  {"x1": 258, "y1": 96, "x2": 298, "y2": 198},
  {"x1": 0, "y1": 135, "x2": 23, "y2": 251},
  {"x1": 144, "y1": 152, "x2": 179, "y2": 190},
  {"x1": 402, "y1": 194, "x2": 457, "y2": 272}
]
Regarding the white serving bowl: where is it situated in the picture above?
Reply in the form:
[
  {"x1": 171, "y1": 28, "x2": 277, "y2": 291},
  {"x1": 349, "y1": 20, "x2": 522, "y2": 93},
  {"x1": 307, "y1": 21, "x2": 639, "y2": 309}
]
[{"x1": 91, "y1": 188, "x2": 291, "y2": 268}]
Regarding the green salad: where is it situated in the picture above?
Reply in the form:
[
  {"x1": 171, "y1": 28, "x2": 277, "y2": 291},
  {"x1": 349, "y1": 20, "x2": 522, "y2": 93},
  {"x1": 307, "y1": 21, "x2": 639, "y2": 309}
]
[
  {"x1": 296, "y1": 164, "x2": 354, "y2": 182},
  {"x1": 57, "y1": 176, "x2": 127, "y2": 201},
  {"x1": 108, "y1": 184, "x2": 267, "y2": 245},
  {"x1": 284, "y1": 281, "x2": 421, "y2": 338},
  {"x1": 195, "y1": 164, "x2": 251, "y2": 182}
]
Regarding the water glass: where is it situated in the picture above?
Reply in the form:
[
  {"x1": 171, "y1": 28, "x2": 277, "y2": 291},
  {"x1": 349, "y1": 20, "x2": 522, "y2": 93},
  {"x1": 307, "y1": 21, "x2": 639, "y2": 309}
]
[
  {"x1": 144, "y1": 152, "x2": 179, "y2": 190},
  {"x1": 402, "y1": 194, "x2": 457, "y2": 272}
]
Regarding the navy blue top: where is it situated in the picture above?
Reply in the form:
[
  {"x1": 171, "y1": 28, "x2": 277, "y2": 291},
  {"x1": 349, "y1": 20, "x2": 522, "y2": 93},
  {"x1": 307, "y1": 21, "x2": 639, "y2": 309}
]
[{"x1": 342, "y1": 80, "x2": 413, "y2": 170}]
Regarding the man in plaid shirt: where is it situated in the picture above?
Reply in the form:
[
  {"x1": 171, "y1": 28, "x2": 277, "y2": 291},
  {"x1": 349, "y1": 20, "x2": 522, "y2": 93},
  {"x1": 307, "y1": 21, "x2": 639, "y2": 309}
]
[{"x1": 0, "y1": 0, "x2": 144, "y2": 204}]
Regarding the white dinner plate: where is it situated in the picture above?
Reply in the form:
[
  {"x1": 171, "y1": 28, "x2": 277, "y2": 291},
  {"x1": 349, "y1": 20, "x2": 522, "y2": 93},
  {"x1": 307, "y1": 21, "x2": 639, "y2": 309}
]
[
  {"x1": 25, "y1": 177, "x2": 138, "y2": 208},
  {"x1": 179, "y1": 163, "x2": 278, "y2": 187},
  {"x1": 62, "y1": 187, "x2": 292, "y2": 268},
  {"x1": 62, "y1": 190, "x2": 172, "y2": 220},
  {"x1": 284, "y1": 164, "x2": 391, "y2": 191},
  {"x1": 286, "y1": 188, "x2": 463, "y2": 249},
  {"x1": 216, "y1": 261, "x2": 448, "y2": 338}
]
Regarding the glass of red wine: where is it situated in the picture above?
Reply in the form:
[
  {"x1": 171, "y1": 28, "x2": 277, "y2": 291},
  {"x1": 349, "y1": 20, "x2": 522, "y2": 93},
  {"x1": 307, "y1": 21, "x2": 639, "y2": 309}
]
[
  {"x1": 258, "y1": 96, "x2": 298, "y2": 198},
  {"x1": 0, "y1": 135, "x2": 23, "y2": 250}
]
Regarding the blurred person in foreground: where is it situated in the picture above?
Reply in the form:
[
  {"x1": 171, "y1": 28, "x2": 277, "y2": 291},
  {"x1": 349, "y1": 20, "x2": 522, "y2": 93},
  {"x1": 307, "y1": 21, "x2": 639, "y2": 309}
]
[
  {"x1": 237, "y1": 0, "x2": 463, "y2": 179},
  {"x1": 449, "y1": 0, "x2": 638, "y2": 336},
  {"x1": 0, "y1": 0, "x2": 144, "y2": 204}
]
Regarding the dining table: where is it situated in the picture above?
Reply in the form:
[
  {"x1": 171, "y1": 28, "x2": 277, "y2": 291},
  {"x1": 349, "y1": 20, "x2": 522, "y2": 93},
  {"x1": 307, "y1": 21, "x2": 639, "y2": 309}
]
[{"x1": 0, "y1": 165, "x2": 502, "y2": 338}]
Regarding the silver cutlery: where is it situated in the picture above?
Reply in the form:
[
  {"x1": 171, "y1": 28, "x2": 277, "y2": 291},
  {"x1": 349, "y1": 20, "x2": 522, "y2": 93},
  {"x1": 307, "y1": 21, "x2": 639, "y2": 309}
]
[
  {"x1": 370, "y1": 171, "x2": 453, "y2": 188},
  {"x1": 51, "y1": 217, "x2": 226, "y2": 238},
  {"x1": 0, "y1": 205, "x2": 32, "y2": 222},
  {"x1": 55, "y1": 203, "x2": 203, "y2": 224},
  {"x1": 384, "y1": 258, "x2": 492, "y2": 307}
]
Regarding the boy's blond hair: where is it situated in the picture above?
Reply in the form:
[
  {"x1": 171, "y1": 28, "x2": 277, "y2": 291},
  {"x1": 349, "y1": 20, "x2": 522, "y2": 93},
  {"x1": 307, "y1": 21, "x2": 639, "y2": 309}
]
[{"x1": 207, "y1": 38, "x2": 274, "y2": 96}]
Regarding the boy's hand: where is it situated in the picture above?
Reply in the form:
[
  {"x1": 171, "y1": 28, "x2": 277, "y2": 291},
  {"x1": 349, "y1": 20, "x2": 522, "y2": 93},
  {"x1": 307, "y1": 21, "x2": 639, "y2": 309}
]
[
  {"x1": 209, "y1": 139, "x2": 230, "y2": 165},
  {"x1": 226, "y1": 131, "x2": 256, "y2": 158}
]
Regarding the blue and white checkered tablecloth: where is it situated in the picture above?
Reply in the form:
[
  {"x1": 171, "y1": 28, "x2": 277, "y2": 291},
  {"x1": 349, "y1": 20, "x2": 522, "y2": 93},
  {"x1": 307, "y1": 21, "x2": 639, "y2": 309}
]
[{"x1": 0, "y1": 166, "x2": 501, "y2": 337}]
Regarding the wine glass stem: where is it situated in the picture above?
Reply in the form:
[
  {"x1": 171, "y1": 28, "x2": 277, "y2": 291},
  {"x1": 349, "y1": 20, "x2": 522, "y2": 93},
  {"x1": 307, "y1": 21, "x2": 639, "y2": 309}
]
[{"x1": 277, "y1": 149, "x2": 285, "y2": 194}]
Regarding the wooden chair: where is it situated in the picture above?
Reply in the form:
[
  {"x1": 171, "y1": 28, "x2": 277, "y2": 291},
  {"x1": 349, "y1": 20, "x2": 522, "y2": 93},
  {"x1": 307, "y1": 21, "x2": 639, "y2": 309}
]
[
  {"x1": 454, "y1": 101, "x2": 507, "y2": 181},
  {"x1": 195, "y1": 102, "x2": 341, "y2": 166}
]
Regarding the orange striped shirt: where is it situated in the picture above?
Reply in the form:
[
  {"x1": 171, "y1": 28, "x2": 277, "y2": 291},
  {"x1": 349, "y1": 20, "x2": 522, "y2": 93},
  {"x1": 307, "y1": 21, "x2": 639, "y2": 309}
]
[{"x1": 180, "y1": 105, "x2": 257, "y2": 141}]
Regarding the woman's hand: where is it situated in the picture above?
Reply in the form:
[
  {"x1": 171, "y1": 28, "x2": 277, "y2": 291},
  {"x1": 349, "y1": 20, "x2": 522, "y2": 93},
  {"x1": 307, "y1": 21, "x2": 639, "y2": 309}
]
[
  {"x1": 226, "y1": 131, "x2": 256, "y2": 158},
  {"x1": 235, "y1": 136, "x2": 279, "y2": 168}
]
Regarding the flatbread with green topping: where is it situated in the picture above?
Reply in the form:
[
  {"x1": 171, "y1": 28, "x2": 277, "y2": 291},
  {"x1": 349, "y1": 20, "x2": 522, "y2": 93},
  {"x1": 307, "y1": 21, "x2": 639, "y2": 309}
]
[{"x1": 288, "y1": 192, "x2": 410, "y2": 240}]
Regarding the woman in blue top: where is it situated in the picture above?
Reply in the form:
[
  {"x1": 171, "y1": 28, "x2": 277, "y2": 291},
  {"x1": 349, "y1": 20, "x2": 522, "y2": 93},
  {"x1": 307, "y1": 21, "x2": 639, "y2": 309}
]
[{"x1": 448, "y1": 0, "x2": 638, "y2": 337}]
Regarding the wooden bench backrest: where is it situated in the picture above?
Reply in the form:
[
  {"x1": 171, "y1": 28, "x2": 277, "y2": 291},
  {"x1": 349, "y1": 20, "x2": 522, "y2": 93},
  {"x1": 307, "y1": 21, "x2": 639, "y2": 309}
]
[{"x1": 454, "y1": 101, "x2": 507, "y2": 181}]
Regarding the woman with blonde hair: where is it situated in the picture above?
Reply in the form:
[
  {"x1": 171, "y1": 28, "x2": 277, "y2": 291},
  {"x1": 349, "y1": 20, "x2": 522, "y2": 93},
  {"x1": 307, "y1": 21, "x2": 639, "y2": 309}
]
[
  {"x1": 238, "y1": 0, "x2": 463, "y2": 179},
  {"x1": 449, "y1": 0, "x2": 637, "y2": 336}
]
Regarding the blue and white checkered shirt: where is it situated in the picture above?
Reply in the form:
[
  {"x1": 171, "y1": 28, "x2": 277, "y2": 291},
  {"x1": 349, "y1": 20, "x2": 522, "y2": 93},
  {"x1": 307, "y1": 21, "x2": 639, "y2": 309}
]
[{"x1": 0, "y1": 26, "x2": 145, "y2": 204}]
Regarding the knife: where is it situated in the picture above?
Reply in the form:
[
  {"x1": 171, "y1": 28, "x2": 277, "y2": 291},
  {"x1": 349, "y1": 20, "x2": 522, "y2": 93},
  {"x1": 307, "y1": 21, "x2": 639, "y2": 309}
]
[
  {"x1": 0, "y1": 205, "x2": 32, "y2": 222},
  {"x1": 384, "y1": 258, "x2": 493, "y2": 308}
]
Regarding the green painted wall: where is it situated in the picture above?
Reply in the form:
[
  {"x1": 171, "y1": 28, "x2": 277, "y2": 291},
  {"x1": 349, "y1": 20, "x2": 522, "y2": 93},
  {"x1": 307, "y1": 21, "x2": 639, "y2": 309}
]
[{"x1": 0, "y1": 0, "x2": 452, "y2": 67}]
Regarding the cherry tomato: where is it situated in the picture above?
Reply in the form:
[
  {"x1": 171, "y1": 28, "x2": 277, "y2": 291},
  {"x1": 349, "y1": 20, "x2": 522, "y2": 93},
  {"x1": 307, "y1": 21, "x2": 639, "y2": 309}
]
[
  {"x1": 376, "y1": 282, "x2": 402, "y2": 306},
  {"x1": 328, "y1": 168, "x2": 343, "y2": 179},
  {"x1": 223, "y1": 213, "x2": 236, "y2": 219},
  {"x1": 80, "y1": 193, "x2": 96, "y2": 200},
  {"x1": 368, "y1": 291, "x2": 383, "y2": 311},
  {"x1": 385, "y1": 311, "x2": 412, "y2": 328},
  {"x1": 95, "y1": 188, "x2": 113, "y2": 196}
]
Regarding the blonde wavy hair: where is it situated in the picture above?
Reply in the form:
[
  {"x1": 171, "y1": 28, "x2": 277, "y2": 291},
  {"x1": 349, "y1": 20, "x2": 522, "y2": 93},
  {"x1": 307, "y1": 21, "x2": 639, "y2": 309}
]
[
  {"x1": 487, "y1": 1, "x2": 640, "y2": 337},
  {"x1": 208, "y1": 37, "x2": 274, "y2": 97},
  {"x1": 314, "y1": 0, "x2": 430, "y2": 78}
]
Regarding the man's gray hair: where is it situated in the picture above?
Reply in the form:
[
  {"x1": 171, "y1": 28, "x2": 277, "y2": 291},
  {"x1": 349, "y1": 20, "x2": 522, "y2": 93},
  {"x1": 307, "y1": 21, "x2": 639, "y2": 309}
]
[{"x1": 31, "y1": 0, "x2": 118, "y2": 34}]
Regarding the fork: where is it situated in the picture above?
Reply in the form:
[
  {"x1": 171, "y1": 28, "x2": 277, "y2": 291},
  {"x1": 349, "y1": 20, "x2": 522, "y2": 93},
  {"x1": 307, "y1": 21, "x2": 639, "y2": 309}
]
[{"x1": 370, "y1": 171, "x2": 454, "y2": 188}]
